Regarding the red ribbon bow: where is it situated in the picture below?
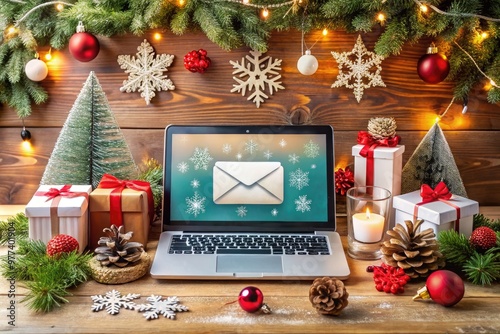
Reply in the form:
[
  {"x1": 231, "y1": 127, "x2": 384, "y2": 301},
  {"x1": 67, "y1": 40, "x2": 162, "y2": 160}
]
[
  {"x1": 357, "y1": 131, "x2": 401, "y2": 186},
  {"x1": 413, "y1": 181, "x2": 461, "y2": 232},
  {"x1": 97, "y1": 174, "x2": 154, "y2": 227},
  {"x1": 35, "y1": 185, "x2": 89, "y2": 236}
]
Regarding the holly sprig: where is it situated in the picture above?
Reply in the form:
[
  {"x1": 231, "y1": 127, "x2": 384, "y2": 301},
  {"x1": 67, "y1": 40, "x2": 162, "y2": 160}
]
[
  {"x1": 0, "y1": 238, "x2": 92, "y2": 312},
  {"x1": 438, "y1": 214, "x2": 500, "y2": 285}
]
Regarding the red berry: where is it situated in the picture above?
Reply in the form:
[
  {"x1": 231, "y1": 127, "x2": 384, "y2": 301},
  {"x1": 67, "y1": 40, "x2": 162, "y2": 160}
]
[
  {"x1": 46, "y1": 234, "x2": 79, "y2": 257},
  {"x1": 469, "y1": 226, "x2": 497, "y2": 251}
]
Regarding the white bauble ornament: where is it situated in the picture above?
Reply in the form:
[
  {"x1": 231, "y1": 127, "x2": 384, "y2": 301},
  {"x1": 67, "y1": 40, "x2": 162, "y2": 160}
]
[
  {"x1": 297, "y1": 50, "x2": 318, "y2": 75},
  {"x1": 25, "y1": 59, "x2": 48, "y2": 81}
]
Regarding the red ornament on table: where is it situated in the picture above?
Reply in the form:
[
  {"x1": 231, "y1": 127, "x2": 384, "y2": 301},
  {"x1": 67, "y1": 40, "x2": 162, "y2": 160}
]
[
  {"x1": 238, "y1": 286, "x2": 271, "y2": 313},
  {"x1": 417, "y1": 43, "x2": 450, "y2": 84},
  {"x1": 183, "y1": 49, "x2": 211, "y2": 73},
  {"x1": 69, "y1": 21, "x2": 100, "y2": 62},
  {"x1": 413, "y1": 270, "x2": 465, "y2": 307}
]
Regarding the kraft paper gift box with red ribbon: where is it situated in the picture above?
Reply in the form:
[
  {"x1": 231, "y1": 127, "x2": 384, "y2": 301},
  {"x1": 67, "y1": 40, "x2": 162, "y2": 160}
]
[
  {"x1": 25, "y1": 185, "x2": 92, "y2": 253},
  {"x1": 352, "y1": 131, "x2": 405, "y2": 197},
  {"x1": 89, "y1": 174, "x2": 154, "y2": 251},
  {"x1": 393, "y1": 182, "x2": 479, "y2": 238}
]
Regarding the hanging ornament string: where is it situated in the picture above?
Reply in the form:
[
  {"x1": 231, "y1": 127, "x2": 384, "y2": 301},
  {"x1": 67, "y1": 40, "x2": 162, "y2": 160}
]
[
  {"x1": 412, "y1": 0, "x2": 500, "y2": 22},
  {"x1": 13, "y1": 1, "x2": 74, "y2": 27},
  {"x1": 453, "y1": 41, "x2": 499, "y2": 89},
  {"x1": 437, "y1": 96, "x2": 456, "y2": 120}
]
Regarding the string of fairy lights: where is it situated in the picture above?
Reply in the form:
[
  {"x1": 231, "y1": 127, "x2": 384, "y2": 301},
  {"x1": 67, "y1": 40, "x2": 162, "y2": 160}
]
[{"x1": 4, "y1": 0, "x2": 500, "y2": 140}]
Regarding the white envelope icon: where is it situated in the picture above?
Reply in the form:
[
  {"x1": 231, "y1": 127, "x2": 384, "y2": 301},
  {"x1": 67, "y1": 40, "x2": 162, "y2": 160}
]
[{"x1": 213, "y1": 161, "x2": 284, "y2": 204}]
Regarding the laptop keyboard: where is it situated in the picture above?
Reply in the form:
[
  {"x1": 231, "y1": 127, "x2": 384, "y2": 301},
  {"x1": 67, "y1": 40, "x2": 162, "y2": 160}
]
[{"x1": 168, "y1": 234, "x2": 331, "y2": 255}]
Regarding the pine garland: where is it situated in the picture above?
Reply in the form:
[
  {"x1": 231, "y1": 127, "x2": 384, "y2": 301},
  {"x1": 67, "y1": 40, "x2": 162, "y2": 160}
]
[
  {"x1": 438, "y1": 214, "x2": 500, "y2": 285},
  {"x1": 138, "y1": 158, "x2": 164, "y2": 220},
  {"x1": 0, "y1": 238, "x2": 92, "y2": 312},
  {"x1": 2, "y1": 0, "x2": 500, "y2": 117}
]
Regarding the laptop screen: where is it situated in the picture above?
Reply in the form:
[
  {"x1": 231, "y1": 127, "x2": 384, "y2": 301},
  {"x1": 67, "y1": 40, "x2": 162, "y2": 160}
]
[{"x1": 162, "y1": 125, "x2": 336, "y2": 232}]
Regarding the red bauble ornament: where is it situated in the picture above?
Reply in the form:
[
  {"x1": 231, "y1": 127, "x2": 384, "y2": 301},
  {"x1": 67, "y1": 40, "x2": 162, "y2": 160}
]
[
  {"x1": 413, "y1": 270, "x2": 464, "y2": 307},
  {"x1": 238, "y1": 286, "x2": 271, "y2": 313},
  {"x1": 417, "y1": 44, "x2": 450, "y2": 84},
  {"x1": 69, "y1": 21, "x2": 100, "y2": 62},
  {"x1": 183, "y1": 49, "x2": 211, "y2": 73}
]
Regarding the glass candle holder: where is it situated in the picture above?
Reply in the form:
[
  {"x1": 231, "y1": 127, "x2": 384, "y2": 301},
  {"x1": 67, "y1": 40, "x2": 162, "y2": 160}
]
[{"x1": 346, "y1": 186, "x2": 392, "y2": 260}]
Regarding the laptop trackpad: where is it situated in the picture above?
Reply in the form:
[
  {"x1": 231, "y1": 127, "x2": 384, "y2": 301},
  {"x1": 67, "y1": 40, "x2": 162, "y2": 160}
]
[{"x1": 216, "y1": 255, "x2": 283, "y2": 273}]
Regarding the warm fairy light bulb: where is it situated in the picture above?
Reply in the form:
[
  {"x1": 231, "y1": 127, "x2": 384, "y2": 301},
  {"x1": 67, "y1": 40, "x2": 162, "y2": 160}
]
[
  {"x1": 435, "y1": 116, "x2": 441, "y2": 123},
  {"x1": 242, "y1": 0, "x2": 249, "y2": 4},
  {"x1": 178, "y1": 0, "x2": 185, "y2": 7},
  {"x1": 55, "y1": 3, "x2": 64, "y2": 11},
  {"x1": 7, "y1": 26, "x2": 17, "y2": 36},
  {"x1": 481, "y1": 32, "x2": 489, "y2": 40},
  {"x1": 154, "y1": 32, "x2": 162, "y2": 41},
  {"x1": 45, "y1": 48, "x2": 52, "y2": 61},
  {"x1": 262, "y1": 8, "x2": 269, "y2": 19},
  {"x1": 322, "y1": 28, "x2": 328, "y2": 36},
  {"x1": 377, "y1": 13, "x2": 386, "y2": 22},
  {"x1": 420, "y1": 4, "x2": 428, "y2": 13},
  {"x1": 490, "y1": 79, "x2": 496, "y2": 87}
]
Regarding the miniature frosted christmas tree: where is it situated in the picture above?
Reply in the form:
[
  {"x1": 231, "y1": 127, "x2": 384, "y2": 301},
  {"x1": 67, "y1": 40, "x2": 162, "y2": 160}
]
[
  {"x1": 401, "y1": 123, "x2": 467, "y2": 197},
  {"x1": 41, "y1": 71, "x2": 138, "y2": 188}
]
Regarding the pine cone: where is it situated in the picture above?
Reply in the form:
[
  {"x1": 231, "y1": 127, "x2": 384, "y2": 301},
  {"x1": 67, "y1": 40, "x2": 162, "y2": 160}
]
[
  {"x1": 367, "y1": 117, "x2": 397, "y2": 140},
  {"x1": 381, "y1": 220, "x2": 445, "y2": 279},
  {"x1": 95, "y1": 225, "x2": 144, "y2": 268},
  {"x1": 309, "y1": 277, "x2": 349, "y2": 316}
]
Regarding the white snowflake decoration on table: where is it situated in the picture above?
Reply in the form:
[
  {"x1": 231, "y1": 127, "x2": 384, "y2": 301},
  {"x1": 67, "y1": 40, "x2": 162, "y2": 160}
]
[
  {"x1": 290, "y1": 168, "x2": 309, "y2": 190},
  {"x1": 118, "y1": 39, "x2": 175, "y2": 105},
  {"x1": 295, "y1": 195, "x2": 312, "y2": 213},
  {"x1": 230, "y1": 50, "x2": 285, "y2": 108},
  {"x1": 190, "y1": 147, "x2": 213, "y2": 170},
  {"x1": 236, "y1": 206, "x2": 247, "y2": 217},
  {"x1": 135, "y1": 295, "x2": 189, "y2": 320},
  {"x1": 331, "y1": 35, "x2": 386, "y2": 103},
  {"x1": 91, "y1": 290, "x2": 140, "y2": 315},
  {"x1": 186, "y1": 191, "x2": 206, "y2": 217}
]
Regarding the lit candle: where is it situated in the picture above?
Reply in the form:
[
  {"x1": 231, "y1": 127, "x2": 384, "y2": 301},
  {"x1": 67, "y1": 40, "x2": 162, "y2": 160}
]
[{"x1": 352, "y1": 208, "x2": 385, "y2": 243}]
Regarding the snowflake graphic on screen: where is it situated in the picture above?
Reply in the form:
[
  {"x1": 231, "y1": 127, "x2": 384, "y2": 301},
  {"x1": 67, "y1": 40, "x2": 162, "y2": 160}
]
[
  {"x1": 222, "y1": 143, "x2": 232, "y2": 154},
  {"x1": 190, "y1": 179, "x2": 200, "y2": 189},
  {"x1": 290, "y1": 168, "x2": 309, "y2": 190},
  {"x1": 135, "y1": 295, "x2": 189, "y2": 320},
  {"x1": 271, "y1": 208, "x2": 279, "y2": 217},
  {"x1": 189, "y1": 147, "x2": 213, "y2": 170},
  {"x1": 117, "y1": 39, "x2": 175, "y2": 105},
  {"x1": 279, "y1": 139, "x2": 287, "y2": 148},
  {"x1": 245, "y1": 139, "x2": 258, "y2": 154},
  {"x1": 236, "y1": 206, "x2": 247, "y2": 217},
  {"x1": 236, "y1": 152, "x2": 243, "y2": 161},
  {"x1": 185, "y1": 191, "x2": 206, "y2": 217},
  {"x1": 91, "y1": 290, "x2": 140, "y2": 315},
  {"x1": 177, "y1": 161, "x2": 189, "y2": 174},
  {"x1": 288, "y1": 154, "x2": 300, "y2": 164},
  {"x1": 263, "y1": 150, "x2": 273, "y2": 160},
  {"x1": 295, "y1": 195, "x2": 312, "y2": 213},
  {"x1": 230, "y1": 50, "x2": 285, "y2": 108},
  {"x1": 304, "y1": 140, "x2": 320, "y2": 158},
  {"x1": 331, "y1": 35, "x2": 385, "y2": 103}
]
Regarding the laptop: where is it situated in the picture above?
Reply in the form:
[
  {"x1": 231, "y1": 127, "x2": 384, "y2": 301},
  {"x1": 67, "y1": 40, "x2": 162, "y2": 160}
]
[{"x1": 150, "y1": 125, "x2": 350, "y2": 280}]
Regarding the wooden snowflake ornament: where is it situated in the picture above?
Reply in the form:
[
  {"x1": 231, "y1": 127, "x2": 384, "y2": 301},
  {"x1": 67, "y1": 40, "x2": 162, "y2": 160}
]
[
  {"x1": 331, "y1": 35, "x2": 386, "y2": 103},
  {"x1": 118, "y1": 39, "x2": 175, "y2": 105},
  {"x1": 91, "y1": 290, "x2": 140, "y2": 315},
  {"x1": 230, "y1": 50, "x2": 285, "y2": 108},
  {"x1": 135, "y1": 295, "x2": 189, "y2": 320}
]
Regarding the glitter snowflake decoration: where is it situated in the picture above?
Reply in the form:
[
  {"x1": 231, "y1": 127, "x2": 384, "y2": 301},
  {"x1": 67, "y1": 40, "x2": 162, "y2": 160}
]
[
  {"x1": 189, "y1": 147, "x2": 213, "y2": 170},
  {"x1": 91, "y1": 290, "x2": 140, "y2": 315},
  {"x1": 186, "y1": 191, "x2": 206, "y2": 217},
  {"x1": 236, "y1": 206, "x2": 247, "y2": 217},
  {"x1": 118, "y1": 39, "x2": 175, "y2": 105},
  {"x1": 135, "y1": 295, "x2": 189, "y2": 320},
  {"x1": 304, "y1": 140, "x2": 320, "y2": 158},
  {"x1": 331, "y1": 35, "x2": 385, "y2": 103},
  {"x1": 290, "y1": 168, "x2": 310, "y2": 190},
  {"x1": 295, "y1": 195, "x2": 312, "y2": 213},
  {"x1": 230, "y1": 50, "x2": 285, "y2": 108}
]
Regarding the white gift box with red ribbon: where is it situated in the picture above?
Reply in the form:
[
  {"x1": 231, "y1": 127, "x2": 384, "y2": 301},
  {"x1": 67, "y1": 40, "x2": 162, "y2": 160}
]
[
  {"x1": 352, "y1": 144, "x2": 405, "y2": 197},
  {"x1": 25, "y1": 185, "x2": 92, "y2": 252},
  {"x1": 393, "y1": 189, "x2": 479, "y2": 238}
]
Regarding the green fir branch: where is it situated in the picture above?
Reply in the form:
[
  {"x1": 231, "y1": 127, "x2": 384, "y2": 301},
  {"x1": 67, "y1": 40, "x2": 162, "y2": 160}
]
[
  {"x1": 0, "y1": 212, "x2": 29, "y2": 245},
  {"x1": 462, "y1": 250, "x2": 500, "y2": 286},
  {"x1": 438, "y1": 229, "x2": 475, "y2": 266},
  {"x1": 473, "y1": 213, "x2": 500, "y2": 232}
]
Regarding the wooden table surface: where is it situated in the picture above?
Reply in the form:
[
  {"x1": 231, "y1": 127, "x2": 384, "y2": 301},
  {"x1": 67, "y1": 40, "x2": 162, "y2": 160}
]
[{"x1": 1, "y1": 206, "x2": 499, "y2": 333}]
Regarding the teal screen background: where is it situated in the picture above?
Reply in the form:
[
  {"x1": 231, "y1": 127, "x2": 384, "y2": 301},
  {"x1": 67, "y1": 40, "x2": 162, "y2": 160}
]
[{"x1": 170, "y1": 133, "x2": 328, "y2": 222}]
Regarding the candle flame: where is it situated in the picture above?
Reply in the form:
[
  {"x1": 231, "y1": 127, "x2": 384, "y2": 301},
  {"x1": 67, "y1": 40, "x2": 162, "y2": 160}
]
[{"x1": 365, "y1": 208, "x2": 371, "y2": 219}]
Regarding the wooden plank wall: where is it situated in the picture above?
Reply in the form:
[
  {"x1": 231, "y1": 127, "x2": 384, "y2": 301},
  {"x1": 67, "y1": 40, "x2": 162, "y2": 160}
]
[{"x1": 1, "y1": 29, "x2": 500, "y2": 209}]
